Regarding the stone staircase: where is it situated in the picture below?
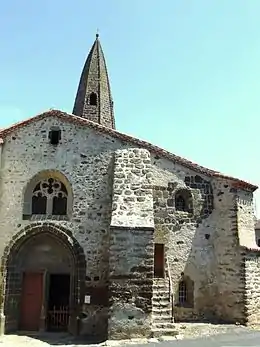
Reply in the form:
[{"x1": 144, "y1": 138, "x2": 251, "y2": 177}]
[{"x1": 151, "y1": 278, "x2": 178, "y2": 337}]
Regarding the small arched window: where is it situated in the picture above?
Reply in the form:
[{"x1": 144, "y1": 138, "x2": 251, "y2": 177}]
[
  {"x1": 177, "y1": 276, "x2": 194, "y2": 308},
  {"x1": 175, "y1": 189, "x2": 193, "y2": 213},
  {"x1": 89, "y1": 92, "x2": 97, "y2": 106},
  {"x1": 175, "y1": 195, "x2": 186, "y2": 212},
  {"x1": 32, "y1": 178, "x2": 68, "y2": 216},
  {"x1": 178, "y1": 280, "x2": 187, "y2": 304}
]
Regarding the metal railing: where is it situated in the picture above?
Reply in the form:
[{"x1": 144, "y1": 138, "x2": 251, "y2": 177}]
[
  {"x1": 47, "y1": 305, "x2": 70, "y2": 331},
  {"x1": 166, "y1": 256, "x2": 174, "y2": 322}
]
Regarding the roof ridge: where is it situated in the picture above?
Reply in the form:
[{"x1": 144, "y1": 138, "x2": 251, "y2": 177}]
[{"x1": 0, "y1": 109, "x2": 257, "y2": 191}]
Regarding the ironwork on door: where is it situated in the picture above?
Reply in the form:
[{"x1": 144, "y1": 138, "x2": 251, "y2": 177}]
[{"x1": 47, "y1": 306, "x2": 70, "y2": 331}]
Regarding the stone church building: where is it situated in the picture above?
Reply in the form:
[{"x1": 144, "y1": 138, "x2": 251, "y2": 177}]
[{"x1": 0, "y1": 34, "x2": 260, "y2": 340}]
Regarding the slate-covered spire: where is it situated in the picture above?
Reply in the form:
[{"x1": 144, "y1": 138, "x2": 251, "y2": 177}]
[{"x1": 72, "y1": 34, "x2": 115, "y2": 129}]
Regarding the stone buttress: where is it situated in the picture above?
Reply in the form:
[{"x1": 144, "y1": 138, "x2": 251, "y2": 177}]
[{"x1": 108, "y1": 148, "x2": 154, "y2": 339}]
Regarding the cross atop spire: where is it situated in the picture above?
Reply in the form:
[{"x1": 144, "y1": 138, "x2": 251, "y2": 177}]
[{"x1": 72, "y1": 34, "x2": 115, "y2": 129}]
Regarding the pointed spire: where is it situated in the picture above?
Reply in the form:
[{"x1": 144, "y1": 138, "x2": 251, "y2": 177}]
[{"x1": 72, "y1": 34, "x2": 115, "y2": 129}]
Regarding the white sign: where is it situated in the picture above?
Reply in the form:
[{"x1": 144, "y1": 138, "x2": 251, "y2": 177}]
[{"x1": 84, "y1": 295, "x2": 91, "y2": 304}]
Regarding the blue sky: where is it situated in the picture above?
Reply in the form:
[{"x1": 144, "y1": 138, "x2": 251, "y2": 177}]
[{"x1": 1, "y1": 0, "x2": 260, "y2": 215}]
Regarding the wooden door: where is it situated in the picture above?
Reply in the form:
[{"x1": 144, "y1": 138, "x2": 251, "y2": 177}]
[
  {"x1": 154, "y1": 244, "x2": 165, "y2": 278},
  {"x1": 20, "y1": 272, "x2": 43, "y2": 331}
]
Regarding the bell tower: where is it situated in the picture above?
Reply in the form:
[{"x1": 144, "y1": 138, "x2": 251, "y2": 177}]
[{"x1": 72, "y1": 34, "x2": 115, "y2": 129}]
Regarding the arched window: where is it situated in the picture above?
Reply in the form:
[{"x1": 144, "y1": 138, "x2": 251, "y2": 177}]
[
  {"x1": 175, "y1": 189, "x2": 193, "y2": 213},
  {"x1": 178, "y1": 280, "x2": 187, "y2": 304},
  {"x1": 31, "y1": 178, "x2": 68, "y2": 216},
  {"x1": 89, "y1": 92, "x2": 97, "y2": 106},
  {"x1": 23, "y1": 171, "x2": 73, "y2": 220},
  {"x1": 175, "y1": 195, "x2": 186, "y2": 212},
  {"x1": 177, "y1": 276, "x2": 194, "y2": 308}
]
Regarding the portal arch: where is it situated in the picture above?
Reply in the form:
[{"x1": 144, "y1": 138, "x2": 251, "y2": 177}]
[{"x1": 1, "y1": 222, "x2": 86, "y2": 333}]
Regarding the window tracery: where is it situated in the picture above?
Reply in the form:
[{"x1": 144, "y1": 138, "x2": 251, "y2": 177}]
[{"x1": 32, "y1": 178, "x2": 68, "y2": 215}]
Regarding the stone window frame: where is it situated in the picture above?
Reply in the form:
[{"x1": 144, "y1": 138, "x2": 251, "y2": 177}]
[
  {"x1": 174, "y1": 188, "x2": 193, "y2": 213},
  {"x1": 23, "y1": 170, "x2": 73, "y2": 221},
  {"x1": 176, "y1": 275, "x2": 194, "y2": 308}
]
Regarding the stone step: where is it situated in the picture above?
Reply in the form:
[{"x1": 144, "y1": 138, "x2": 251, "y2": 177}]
[
  {"x1": 152, "y1": 297, "x2": 171, "y2": 304},
  {"x1": 153, "y1": 282, "x2": 169, "y2": 287},
  {"x1": 152, "y1": 307, "x2": 172, "y2": 315},
  {"x1": 152, "y1": 297, "x2": 171, "y2": 303},
  {"x1": 152, "y1": 315, "x2": 173, "y2": 323},
  {"x1": 153, "y1": 278, "x2": 168, "y2": 283},
  {"x1": 153, "y1": 277, "x2": 167, "y2": 282},
  {"x1": 153, "y1": 290, "x2": 169, "y2": 296},
  {"x1": 152, "y1": 322, "x2": 175, "y2": 329},
  {"x1": 152, "y1": 302, "x2": 171, "y2": 309},
  {"x1": 151, "y1": 328, "x2": 178, "y2": 338},
  {"x1": 153, "y1": 287, "x2": 169, "y2": 292},
  {"x1": 152, "y1": 297, "x2": 170, "y2": 302},
  {"x1": 153, "y1": 280, "x2": 168, "y2": 287}
]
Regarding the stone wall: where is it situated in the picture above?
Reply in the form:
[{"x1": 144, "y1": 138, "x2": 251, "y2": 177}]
[
  {"x1": 237, "y1": 189, "x2": 257, "y2": 249},
  {"x1": 244, "y1": 251, "x2": 260, "y2": 324},
  {"x1": 150, "y1": 157, "x2": 215, "y2": 322},
  {"x1": 0, "y1": 113, "x2": 255, "y2": 335},
  {"x1": 0, "y1": 116, "x2": 125, "y2": 337},
  {"x1": 210, "y1": 183, "x2": 244, "y2": 323},
  {"x1": 149, "y1": 155, "x2": 248, "y2": 323},
  {"x1": 108, "y1": 149, "x2": 154, "y2": 339},
  {"x1": 236, "y1": 189, "x2": 260, "y2": 325}
]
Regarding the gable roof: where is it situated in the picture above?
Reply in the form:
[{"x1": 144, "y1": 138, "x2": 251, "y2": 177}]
[{"x1": 0, "y1": 109, "x2": 257, "y2": 191}]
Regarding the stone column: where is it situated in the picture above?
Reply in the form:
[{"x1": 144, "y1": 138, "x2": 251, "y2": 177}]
[
  {"x1": 108, "y1": 148, "x2": 154, "y2": 339},
  {"x1": 39, "y1": 270, "x2": 47, "y2": 332},
  {"x1": 0, "y1": 310, "x2": 5, "y2": 335}
]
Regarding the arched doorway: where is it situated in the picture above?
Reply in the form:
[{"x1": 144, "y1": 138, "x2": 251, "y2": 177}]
[{"x1": 2, "y1": 223, "x2": 86, "y2": 334}]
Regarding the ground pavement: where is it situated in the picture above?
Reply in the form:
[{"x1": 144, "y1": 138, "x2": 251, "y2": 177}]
[{"x1": 1, "y1": 324, "x2": 260, "y2": 347}]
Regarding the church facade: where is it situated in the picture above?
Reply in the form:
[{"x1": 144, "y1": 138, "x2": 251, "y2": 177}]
[{"x1": 0, "y1": 34, "x2": 260, "y2": 340}]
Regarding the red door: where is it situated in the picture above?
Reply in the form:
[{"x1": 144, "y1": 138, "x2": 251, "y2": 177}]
[
  {"x1": 20, "y1": 272, "x2": 43, "y2": 331},
  {"x1": 154, "y1": 244, "x2": 165, "y2": 278}
]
